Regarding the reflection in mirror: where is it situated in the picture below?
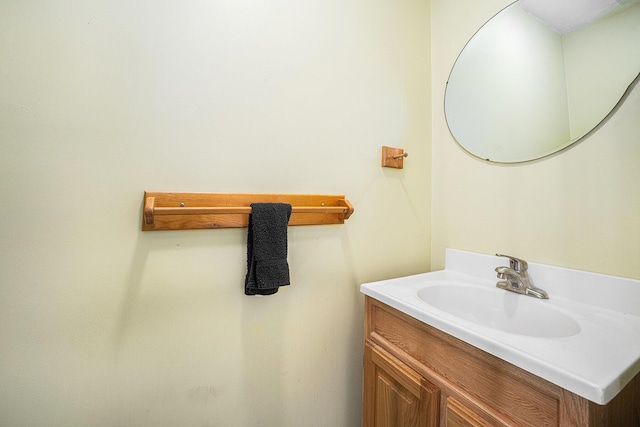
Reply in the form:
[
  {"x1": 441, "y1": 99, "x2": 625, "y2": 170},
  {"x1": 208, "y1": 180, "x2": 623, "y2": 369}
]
[{"x1": 444, "y1": 0, "x2": 640, "y2": 163}]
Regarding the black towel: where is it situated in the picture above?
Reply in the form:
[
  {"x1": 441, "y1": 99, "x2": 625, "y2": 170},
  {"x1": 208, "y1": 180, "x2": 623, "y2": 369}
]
[{"x1": 244, "y1": 203, "x2": 292, "y2": 295}]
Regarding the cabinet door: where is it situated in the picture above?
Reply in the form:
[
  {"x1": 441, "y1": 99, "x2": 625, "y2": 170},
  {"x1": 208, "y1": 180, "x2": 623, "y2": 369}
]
[{"x1": 363, "y1": 342, "x2": 439, "y2": 427}]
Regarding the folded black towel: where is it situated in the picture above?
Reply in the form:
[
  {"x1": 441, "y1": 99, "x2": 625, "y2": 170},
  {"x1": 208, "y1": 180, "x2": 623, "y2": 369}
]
[{"x1": 244, "y1": 203, "x2": 292, "y2": 295}]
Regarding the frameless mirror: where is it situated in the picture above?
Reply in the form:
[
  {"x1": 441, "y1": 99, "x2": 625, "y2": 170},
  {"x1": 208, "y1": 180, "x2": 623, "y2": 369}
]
[{"x1": 444, "y1": 0, "x2": 640, "y2": 163}]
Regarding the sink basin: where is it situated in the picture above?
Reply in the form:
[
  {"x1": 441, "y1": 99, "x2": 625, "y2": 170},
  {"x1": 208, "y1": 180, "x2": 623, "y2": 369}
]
[
  {"x1": 360, "y1": 249, "x2": 640, "y2": 404},
  {"x1": 416, "y1": 282, "x2": 581, "y2": 338}
]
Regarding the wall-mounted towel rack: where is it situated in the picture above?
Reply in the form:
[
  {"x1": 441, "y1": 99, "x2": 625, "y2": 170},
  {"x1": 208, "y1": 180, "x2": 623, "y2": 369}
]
[{"x1": 142, "y1": 192, "x2": 354, "y2": 231}]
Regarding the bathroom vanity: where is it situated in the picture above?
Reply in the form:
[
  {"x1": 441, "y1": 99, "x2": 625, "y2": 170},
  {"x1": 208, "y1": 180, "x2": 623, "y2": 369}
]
[{"x1": 361, "y1": 250, "x2": 640, "y2": 426}]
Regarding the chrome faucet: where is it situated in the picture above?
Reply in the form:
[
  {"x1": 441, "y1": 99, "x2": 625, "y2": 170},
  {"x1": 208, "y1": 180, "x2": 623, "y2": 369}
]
[{"x1": 495, "y1": 254, "x2": 548, "y2": 299}]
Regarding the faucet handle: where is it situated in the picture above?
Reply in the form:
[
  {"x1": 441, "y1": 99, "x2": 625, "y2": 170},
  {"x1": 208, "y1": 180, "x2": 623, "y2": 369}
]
[{"x1": 495, "y1": 254, "x2": 528, "y2": 272}]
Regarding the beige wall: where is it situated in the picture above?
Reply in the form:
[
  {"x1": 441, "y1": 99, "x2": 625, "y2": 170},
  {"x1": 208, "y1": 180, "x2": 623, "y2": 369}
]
[
  {"x1": 4, "y1": 1, "x2": 638, "y2": 425},
  {"x1": 0, "y1": 1, "x2": 431, "y2": 425},
  {"x1": 564, "y1": 3, "x2": 640, "y2": 139},
  {"x1": 431, "y1": 0, "x2": 640, "y2": 279}
]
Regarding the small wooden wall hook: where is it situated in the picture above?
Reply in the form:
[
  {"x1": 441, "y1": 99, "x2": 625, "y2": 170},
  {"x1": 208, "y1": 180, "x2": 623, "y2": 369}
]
[{"x1": 381, "y1": 146, "x2": 407, "y2": 169}]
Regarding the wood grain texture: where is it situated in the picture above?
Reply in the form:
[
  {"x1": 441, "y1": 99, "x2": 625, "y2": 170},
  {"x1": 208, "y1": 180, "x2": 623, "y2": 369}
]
[
  {"x1": 363, "y1": 297, "x2": 640, "y2": 427},
  {"x1": 446, "y1": 397, "x2": 493, "y2": 427},
  {"x1": 583, "y1": 373, "x2": 640, "y2": 426},
  {"x1": 141, "y1": 192, "x2": 354, "y2": 230},
  {"x1": 367, "y1": 298, "x2": 559, "y2": 426},
  {"x1": 364, "y1": 342, "x2": 439, "y2": 427}
]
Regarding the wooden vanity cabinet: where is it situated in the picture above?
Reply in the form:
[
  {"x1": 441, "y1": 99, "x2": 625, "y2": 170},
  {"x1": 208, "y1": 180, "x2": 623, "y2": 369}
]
[
  {"x1": 363, "y1": 342, "x2": 439, "y2": 426},
  {"x1": 363, "y1": 297, "x2": 640, "y2": 427}
]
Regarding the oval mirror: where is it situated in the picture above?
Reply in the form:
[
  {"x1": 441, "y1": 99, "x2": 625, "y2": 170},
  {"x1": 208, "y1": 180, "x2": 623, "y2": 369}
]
[{"x1": 444, "y1": 0, "x2": 640, "y2": 163}]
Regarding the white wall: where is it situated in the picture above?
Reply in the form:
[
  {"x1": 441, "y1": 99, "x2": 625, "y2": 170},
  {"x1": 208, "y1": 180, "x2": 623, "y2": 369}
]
[
  {"x1": 432, "y1": 0, "x2": 640, "y2": 279},
  {"x1": 0, "y1": 1, "x2": 431, "y2": 425}
]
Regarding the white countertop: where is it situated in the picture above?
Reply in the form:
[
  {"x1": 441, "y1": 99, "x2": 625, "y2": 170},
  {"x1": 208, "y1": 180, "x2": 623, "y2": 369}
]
[{"x1": 360, "y1": 249, "x2": 640, "y2": 404}]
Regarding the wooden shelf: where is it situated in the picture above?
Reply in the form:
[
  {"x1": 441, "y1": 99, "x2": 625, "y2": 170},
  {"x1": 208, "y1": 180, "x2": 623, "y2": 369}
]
[{"x1": 142, "y1": 192, "x2": 354, "y2": 231}]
